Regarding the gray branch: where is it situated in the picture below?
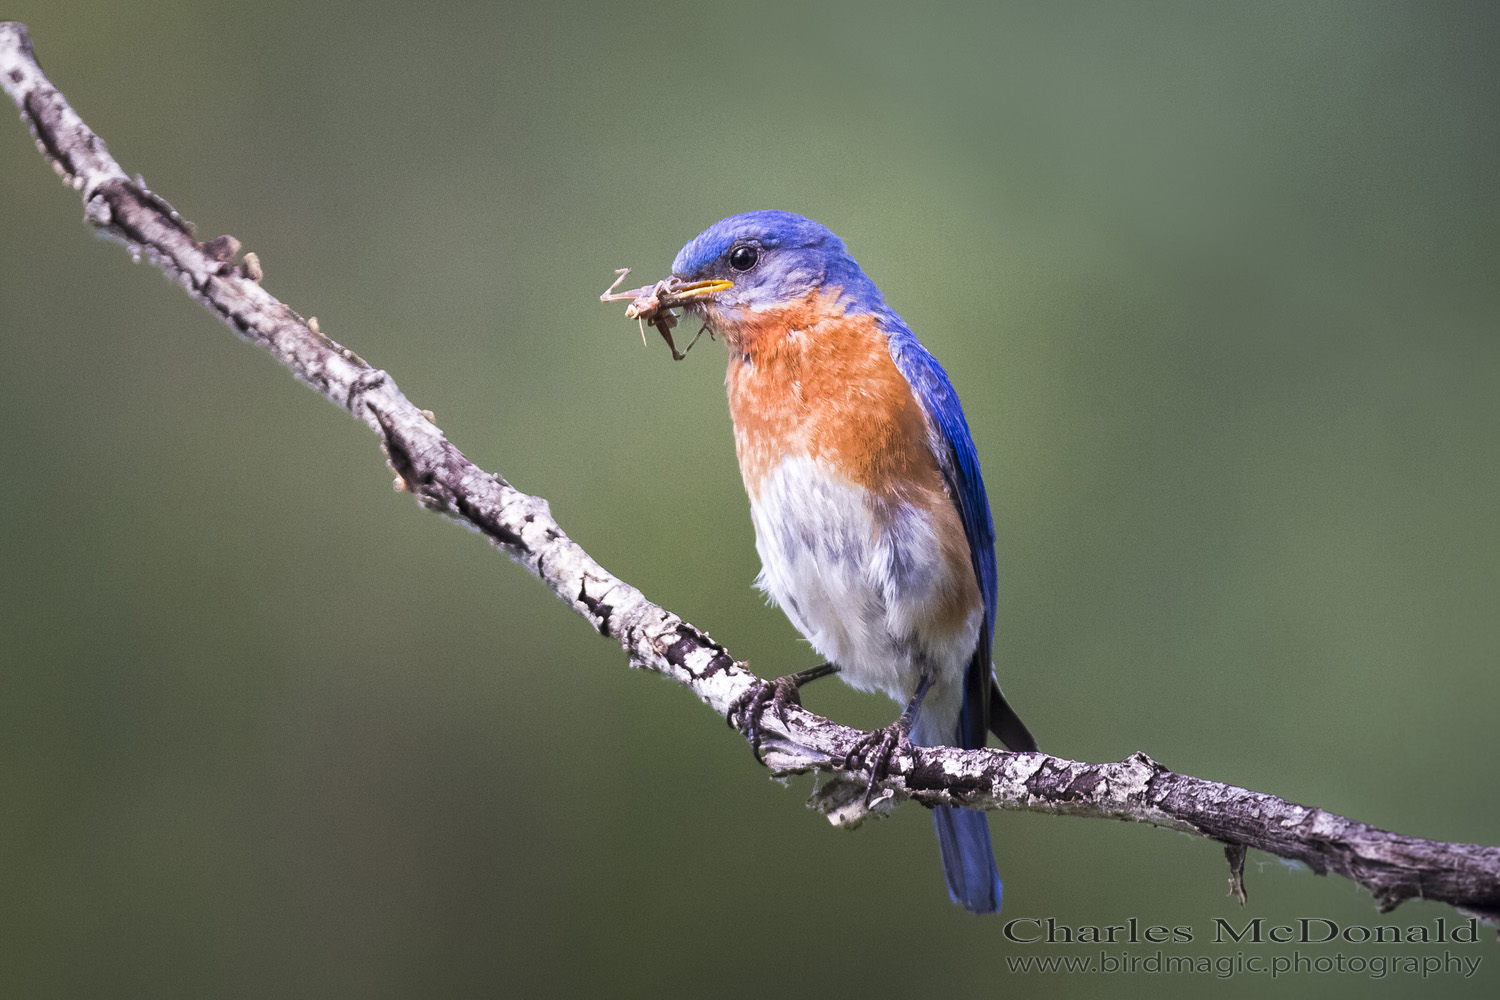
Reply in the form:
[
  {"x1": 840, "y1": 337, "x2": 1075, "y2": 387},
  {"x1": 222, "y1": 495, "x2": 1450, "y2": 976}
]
[{"x1": 4, "y1": 21, "x2": 1497, "y2": 927}]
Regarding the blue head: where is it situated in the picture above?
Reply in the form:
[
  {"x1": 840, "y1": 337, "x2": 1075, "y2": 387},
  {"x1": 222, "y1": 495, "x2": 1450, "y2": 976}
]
[{"x1": 664, "y1": 211, "x2": 887, "y2": 320}]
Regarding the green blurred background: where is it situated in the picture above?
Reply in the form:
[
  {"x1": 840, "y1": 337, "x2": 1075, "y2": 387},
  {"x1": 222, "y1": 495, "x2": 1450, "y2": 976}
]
[{"x1": 2, "y1": 2, "x2": 1497, "y2": 996}]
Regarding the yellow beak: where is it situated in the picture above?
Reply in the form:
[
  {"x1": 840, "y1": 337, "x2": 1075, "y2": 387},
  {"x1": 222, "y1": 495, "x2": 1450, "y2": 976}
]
[{"x1": 655, "y1": 278, "x2": 733, "y2": 308}]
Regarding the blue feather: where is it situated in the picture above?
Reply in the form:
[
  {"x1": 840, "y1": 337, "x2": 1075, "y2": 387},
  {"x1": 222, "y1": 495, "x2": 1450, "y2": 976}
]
[
  {"x1": 885, "y1": 322, "x2": 999, "y2": 751},
  {"x1": 932, "y1": 805, "x2": 1005, "y2": 913}
]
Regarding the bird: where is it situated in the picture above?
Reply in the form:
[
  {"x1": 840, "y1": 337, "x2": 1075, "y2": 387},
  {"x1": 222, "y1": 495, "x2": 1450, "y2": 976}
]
[{"x1": 632, "y1": 210, "x2": 1036, "y2": 914}]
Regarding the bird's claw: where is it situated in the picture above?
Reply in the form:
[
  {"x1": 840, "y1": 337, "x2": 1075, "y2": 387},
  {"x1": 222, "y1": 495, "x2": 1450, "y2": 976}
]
[
  {"x1": 728, "y1": 675, "x2": 805, "y2": 766},
  {"x1": 841, "y1": 719, "x2": 915, "y2": 807}
]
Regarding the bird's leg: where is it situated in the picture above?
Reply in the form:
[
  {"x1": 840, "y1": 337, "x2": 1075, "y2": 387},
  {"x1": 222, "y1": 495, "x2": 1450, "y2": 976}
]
[
  {"x1": 728, "y1": 662, "x2": 841, "y2": 765},
  {"x1": 842, "y1": 673, "x2": 935, "y2": 806}
]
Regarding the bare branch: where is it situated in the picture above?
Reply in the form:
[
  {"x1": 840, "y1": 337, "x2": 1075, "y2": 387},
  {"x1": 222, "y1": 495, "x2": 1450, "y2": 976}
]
[{"x1": 4, "y1": 21, "x2": 1497, "y2": 926}]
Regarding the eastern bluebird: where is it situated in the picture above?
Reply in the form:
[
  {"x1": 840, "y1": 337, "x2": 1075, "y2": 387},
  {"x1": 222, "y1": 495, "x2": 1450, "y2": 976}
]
[{"x1": 629, "y1": 210, "x2": 1036, "y2": 914}]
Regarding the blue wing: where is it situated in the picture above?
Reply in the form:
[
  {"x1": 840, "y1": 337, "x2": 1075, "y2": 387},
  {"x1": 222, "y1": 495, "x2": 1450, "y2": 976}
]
[
  {"x1": 884, "y1": 322, "x2": 997, "y2": 750},
  {"x1": 885, "y1": 319, "x2": 1034, "y2": 755}
]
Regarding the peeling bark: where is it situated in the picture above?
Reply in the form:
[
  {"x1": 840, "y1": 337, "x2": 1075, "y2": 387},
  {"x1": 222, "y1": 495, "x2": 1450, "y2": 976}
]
[{"x1": 4, "y1": 21, "x2": 1497, "y2": 927}]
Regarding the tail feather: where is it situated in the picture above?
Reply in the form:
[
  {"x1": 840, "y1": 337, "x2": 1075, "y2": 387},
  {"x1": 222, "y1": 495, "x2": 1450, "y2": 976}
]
[
  {"x1": 932, "y1": 805, "x2": 1004, "y2": 914},
  {"x1": 989, "y1": 679, "x2": 1037, "y2": 752}
]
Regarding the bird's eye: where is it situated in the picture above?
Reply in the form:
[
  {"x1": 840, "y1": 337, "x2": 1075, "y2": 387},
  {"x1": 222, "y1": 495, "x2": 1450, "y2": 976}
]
[{"x1": 728, "y1": 245, "x2": 759, "y2": 271}]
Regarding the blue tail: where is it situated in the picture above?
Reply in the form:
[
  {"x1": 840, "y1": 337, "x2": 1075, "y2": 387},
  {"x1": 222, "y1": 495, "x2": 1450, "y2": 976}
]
[{"x1": 932, "y1": 805, "x2": 1004, "y2": 914}]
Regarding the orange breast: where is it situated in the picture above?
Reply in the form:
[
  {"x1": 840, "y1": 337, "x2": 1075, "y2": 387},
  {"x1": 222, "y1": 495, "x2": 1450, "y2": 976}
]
[
  {"x1": 723, "y1": 290, "x2": 947, "y2": 507},
  {"x1": 722, "y1": 289, "x2": 981, "y2": 639}
]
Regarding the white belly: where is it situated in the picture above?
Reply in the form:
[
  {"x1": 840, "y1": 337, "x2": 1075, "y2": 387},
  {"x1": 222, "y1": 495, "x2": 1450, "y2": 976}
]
[{"x1": 748, "y1": 455, "x2": 981, "y2": 744}]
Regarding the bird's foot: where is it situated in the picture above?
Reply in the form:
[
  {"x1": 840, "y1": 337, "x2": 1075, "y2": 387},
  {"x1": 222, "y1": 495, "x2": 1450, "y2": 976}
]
[
  {"x1": 728, "y1": 676, "x2": 800, "y2": 765},
  {"x1": 841, "y1": 716, "x2": 915, "y2": 807},
  {"x1": 727, "y1": 663, "x2": 838, "y2": 766}
]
